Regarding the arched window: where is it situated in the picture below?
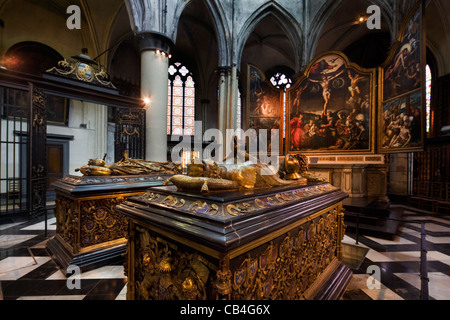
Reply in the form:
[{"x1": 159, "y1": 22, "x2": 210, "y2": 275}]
[
  {"x1": 425, "y1": 64, "x2": 432, "y2": 133},
  {"x1": 270, "y1": 72, "x2": 293, "y2": 138},
  {"x1": 168, "y1": 62, "x2": 195, "y2": 136},
  {"x1": 237, "y1": 89, "x2": 242, "y2": 129}
]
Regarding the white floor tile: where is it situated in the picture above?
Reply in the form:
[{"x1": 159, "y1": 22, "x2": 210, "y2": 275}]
[
  {"x1": 398, "y1": 226, "x2": 420, "y2": 236},
  {"x1": 0, "y1": 256, "x2": 51, "y2": 280},
  {"x1": 427, "y1": 251, "x2": 450, "y2": 264},
  {"x1": 404, "y1": 222, "x2": 450, "y2": 233},
  {"x1": 46, "y1": 269, "x2": 67, "y2": 280},
  {"x1": 0, "y1": 222, "x2": 26, "y2": 231},
  {"x1": 426, "y1": 235, "x2": 450, "y2": 244},
  {"x1": 366, "y1": 250, "x2": 450, "y2": 264},
  {"x1": 394, "y1": 272, "x2": 450, "y2": 300},
  {"x1": 364, "y1": 235, "x2": 416, "y2": 245},
  {"x1": 30, "y1": 238, "x2": 52, "y2": 249},
  {"x1": 0, "y1": 234, "x2": 37, "y2": 249},
  {"x1": 78, "y1": 265, "x2": 127, "y2": 280},
  {"x1": 20, "y1": 218, "x2": 56, "y2": 231},
  {"x1": 365, "y1": 249, "x2": 395, "y2": 262},
  {"x1": 115, "y1": 284, "x2": 128, "y2": 300},
  {"x1": 347, "y1": 274, "x2": 404, "y2": 300}
]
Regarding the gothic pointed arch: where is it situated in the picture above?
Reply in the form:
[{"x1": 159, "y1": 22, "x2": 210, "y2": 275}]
[
  {"x1": 202, "y1": 0, "x2": 231, "y2": 67},
  {"x1": 236, "y1": 2, "x2": 303, "y2": 73},
  {"x1": 308, "y1": 0, "x2": 394, "y2": 63}
]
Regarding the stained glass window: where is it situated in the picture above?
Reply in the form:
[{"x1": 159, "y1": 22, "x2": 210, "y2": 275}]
[
  {"x1": 168, "y1": 63, "x2": 195, "y2": 136},
  {"x1": 426, "y1": 64, "x2": 432, "y2": 133},
  {"x1": 270, "y1": 72, "x2": 292, "y2": 138}
]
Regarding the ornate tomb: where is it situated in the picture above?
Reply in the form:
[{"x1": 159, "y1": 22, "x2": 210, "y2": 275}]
[
  {"x1": 117, "y1": 179, "x2": 352, "y2": 300},
  {"x1": 47, "y1": 157, "x2": 181, "y2": 271}
]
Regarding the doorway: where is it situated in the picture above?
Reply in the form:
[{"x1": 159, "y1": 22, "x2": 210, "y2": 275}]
[{"x1": 46, "y1": 136, "x2": 70, "y2": 201}]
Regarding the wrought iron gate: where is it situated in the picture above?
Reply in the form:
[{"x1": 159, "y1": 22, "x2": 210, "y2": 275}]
[
  {"x1": 28, "y1": 85, "x2": 47, "y2": 218},
  {"x1": 114, "y1": 107, "x2": 146, "y2": 162},
  {"x1": 0, "y1": 83, "x2": 47, "y2": 219}
]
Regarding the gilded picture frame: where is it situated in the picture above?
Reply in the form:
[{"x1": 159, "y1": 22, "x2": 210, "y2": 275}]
[
  {"x1": 247, "y1": 64, "x2": 284, "y2": 155},
  {"x1": 286, "y1": 51, "x2": 376, "y2": 155},
  {"x1": 378, "y1": 1, "x2": 425, "y2": 154}
]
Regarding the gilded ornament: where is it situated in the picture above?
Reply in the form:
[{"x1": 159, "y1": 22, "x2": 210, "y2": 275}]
[
  {"x1": 275, "y1": 194, "x2": 286, "y2": 204},
  {"x1": 146, "y1": 193, "x2": 160, "y2": 202},
  {"x1": 226, "y1": 202, "x2": 254, "y2": 216},
  {"x1": 226, "y1": 204, "x2": 240, "y2": 216},
  {"x1": 189, "y1": 201, "x2": 208, "y2": 213},
  {"x1": 46, "y1": 58, "x2": 117, "y2": 89},
  {"x1": 254, "y1": 198, "x2": 268, "y2": 208},
  {"x1": 161, "y1": 195, "x2": 178, "y2": 207},
  {"x1": 215, "y1": 269, "x2": 232, "y2": 296},
  {"x1": 127, "y1": 204, "x2": 346, "y2": 300},
  {"x1": 158, "y1": 258, "x2": 173, "y2": 273},
  {"x1": 182, "y1": 277, "x2": 195, "y2": 290},
  {"x1": 208, "y1": 203, "x2": 219, "y2": 216}
]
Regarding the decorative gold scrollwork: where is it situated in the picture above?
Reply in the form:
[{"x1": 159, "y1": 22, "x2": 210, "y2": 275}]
[
  {"x1": 161, "y1": 195, "x2": 178, "y2": 207},
  {"x1": 189, "y1": 201, "x2": 208, "y2": 214},
  {"x1": 146, "y1": 192, "x2": 160, "y2": 202},
  {"x1": 226, "y1": 202, "x2": 254, "y2": 216},
  {"x1": 227, "y1": 205, "x2": 343, "y2": 300},
  {"x1": 132, "y1": 229, "x2": 213, "y2": 300},
  {"x1": 208, "y1": 203, "x2": 219, "y2": 216}
]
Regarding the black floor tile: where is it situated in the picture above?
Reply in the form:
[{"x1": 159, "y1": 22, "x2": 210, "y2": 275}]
[
  {"x1": 341, "y1": 289, "x2": 372, "y2": 300},
  {"x1": 18, "y1": 260, "x2": 60, "y2": 280},
  {"x1": 55, "y1": 279, "x2": 102, "y2": 296},
  {"x1": 85, "y1": 279, "x2": 127, "y2": 298}
]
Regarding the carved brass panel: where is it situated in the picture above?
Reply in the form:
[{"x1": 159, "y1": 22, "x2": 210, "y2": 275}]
[
  {"x1": 54, "y1": 192, "x2": 138, "y2": 254},
  {"x1": 126, "y1": 203, "x2": 346, "y2": 300},
  {"x1": 54, "y1": 194, "x2": 78, "y2": 248},
  {"x1": 79, "y1": 196, "x2": 129, "y2": 248}
]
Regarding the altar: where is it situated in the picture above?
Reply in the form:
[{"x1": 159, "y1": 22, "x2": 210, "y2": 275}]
[{"x1": 116, "y1": 181, "x2": 352, "y2": 300}]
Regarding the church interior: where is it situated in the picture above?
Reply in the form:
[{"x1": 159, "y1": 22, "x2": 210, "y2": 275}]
[{"x1": 1, "y1": 0, "x2": 450, "y2": 304}]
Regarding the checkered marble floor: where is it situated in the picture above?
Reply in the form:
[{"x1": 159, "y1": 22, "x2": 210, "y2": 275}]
[
  {"x1": 342, "y1": 205, "x2": 450, "y2": 300},
  {"x1": 1, "y1": 205, "x2": 450, "y2": 300}
]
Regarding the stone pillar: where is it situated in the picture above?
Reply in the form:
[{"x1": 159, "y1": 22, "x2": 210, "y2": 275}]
[
  {"x1": 93, "y1": 103, "x2": 108, "y2": 160},
  {"x1": 217, "y1": 67, "x2": 228, "y2": 135},
  {"x1": 200, "y1": 99, "x2": 210, "y2": 134},
  {"x1": 217, "y1": 66, "x2": 240, "y2": 161},
  {"x1": 227, "y1": 66, "x2": 239, "y2": 131},
  {"x1": 137, "y1": 32, "x2": 174, "y2": 162}
]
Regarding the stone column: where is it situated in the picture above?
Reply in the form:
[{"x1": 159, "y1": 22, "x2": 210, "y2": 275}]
[
  {"x1": 200, "y1": 99, "x2": 210, "y2": 134},
  {"x1": 137, "y1": 32, "x2": 174, "y2": 162},
  {"x1": 217, "y1": 67, "x2": 228, "y2": 135},
  {"x1": 227, "y1": 66, "x2": 239, "y2": 131},
  {"x1": 93, "y1": 103, "x2": 108, "y2": 160}
]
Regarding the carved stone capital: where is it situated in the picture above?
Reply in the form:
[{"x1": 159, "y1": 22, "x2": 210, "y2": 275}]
[{"x1": 136, "y1": 31, "x2": 174, "y2": 53}]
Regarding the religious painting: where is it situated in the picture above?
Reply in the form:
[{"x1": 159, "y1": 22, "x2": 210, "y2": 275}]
[
  {"x1": 286, "y1": 52, "x2": 376, "y2": 155},
  {"x1": 248, "y1": 117, "x2": 281, "y2": 153},
  {"x1": 247, "y1": 64, "x2": 283, "y2": 154},
  {"x1": 379, "y1": 1, "x2": 424, "y2": 153},
  {"x1": 46, "y1": 94, "x2": 69, "y2": 126},
  {"x1": 379, "y1": 90, "x2": 422, "y2": 150}
]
